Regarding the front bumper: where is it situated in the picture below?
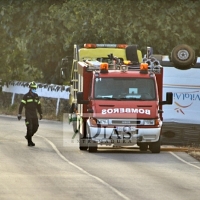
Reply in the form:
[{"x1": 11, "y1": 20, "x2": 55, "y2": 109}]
[{"x1": 86, "y1": 122, "x2": 161, "y2": 146}]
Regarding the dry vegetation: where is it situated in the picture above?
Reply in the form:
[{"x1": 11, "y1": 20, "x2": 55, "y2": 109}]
[
  {"x1": 188, "y1": 151, "x2": 200, "y2": 161},
  {"x1": 187, "y1": 148, "x2": 200, "y2": 162}
]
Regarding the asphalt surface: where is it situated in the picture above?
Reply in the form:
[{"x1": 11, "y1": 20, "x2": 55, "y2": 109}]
[{"x1": 1, "y1": 115, "x2": 200, "y2": 200}]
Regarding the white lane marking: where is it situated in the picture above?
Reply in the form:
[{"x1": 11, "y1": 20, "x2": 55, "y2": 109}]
[
  {"x1": 169, "y1": 152, "x2": 200, "y2": 170},
  {"x1": 36, "y1": 134, "x2": 130, "y2": 200}
]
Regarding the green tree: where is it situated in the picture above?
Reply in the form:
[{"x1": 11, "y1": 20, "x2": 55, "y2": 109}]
[{"x1": 0, "y1": 0, "x2": 200, "y2": 84}]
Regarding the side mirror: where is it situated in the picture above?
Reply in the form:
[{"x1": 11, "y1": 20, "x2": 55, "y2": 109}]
[
  {"x1": 61, "y1": 57, "x2": 69, "y2": 67},
  {"x1": 60, "y1": 57, "x2": 69, "y2": 80},
  {"x1": 60, "y1": 67, "x2": 68, "y2": 79},
  {"x1": 160, "y1": 92, "x2": 173, "y2": 105},
  {"x1": 77, "y1": 92, "x2": 89, "y2": 104}
]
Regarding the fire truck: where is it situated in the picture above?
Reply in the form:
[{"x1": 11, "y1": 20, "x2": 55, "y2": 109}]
[{"x1": 63, "y1": 43, "x2": 195, "y2": 152}]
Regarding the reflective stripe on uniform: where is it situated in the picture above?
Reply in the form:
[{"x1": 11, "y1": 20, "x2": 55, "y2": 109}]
[
  {"x1": 21, "y1": 100, "x2": 26, "y2": 104},
  {"x1": 27, "y1": 99, "x2": 33, "y2": 102}
]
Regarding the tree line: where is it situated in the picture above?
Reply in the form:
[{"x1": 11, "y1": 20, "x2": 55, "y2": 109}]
[{"x1": 0, "y1": 0, "x2": 199, "y2": 84}]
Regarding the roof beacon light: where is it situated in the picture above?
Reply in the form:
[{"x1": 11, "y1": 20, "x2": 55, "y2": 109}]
[
  {"x1": 140, "y1": 63, "x2": 148, "y2": 74},
  {"x1": 116, "y1": 44, "x2": 128, "y2": 48},
  {"x1": 100, "y1": 63, "x2": 108, "y2": 70},
  {"x1": 84, "y1": 44, "x2": 128, "y2": 48},
  {"x1": 100, "y1": 63, "x2": 109, "y2": 73},
  {"x1": 84, "y1": 44, "x2": 97, "y2": 48}
]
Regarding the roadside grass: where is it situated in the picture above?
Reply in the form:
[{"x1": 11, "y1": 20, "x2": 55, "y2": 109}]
[
  {"x1": 188, "y1": 151, "x2": 200, "y2": 161},
  {"x1": 186, "y1": 146, "x2": 200, "y2": 162},
  {"x1": 0, "y1": 105, "x2": 200, "y2": 162},
  {"x1": 178, "y1": 144, "x2": 200, "y2": 162}
]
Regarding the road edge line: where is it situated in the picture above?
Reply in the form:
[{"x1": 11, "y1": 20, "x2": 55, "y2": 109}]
[
  {"x1": 36, "y1": 134, "x2": 130, "y2": 200},
  {"x1": 169, "y1": 151, "x2": 200, "y2": 170}
]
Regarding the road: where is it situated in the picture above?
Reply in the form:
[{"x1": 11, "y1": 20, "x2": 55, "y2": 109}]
[{"x1": 0, "y1": 115, "x2": 200, "y2": 200}]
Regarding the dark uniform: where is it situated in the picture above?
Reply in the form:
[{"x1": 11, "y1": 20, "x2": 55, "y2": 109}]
[{"x1": 18, "y1": 82, "x2": 42, "y2": 146}]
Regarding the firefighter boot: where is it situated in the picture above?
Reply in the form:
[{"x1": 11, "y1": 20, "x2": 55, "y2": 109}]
[
  {"x1": 27, "y1": 136, "x2": 35, "y2": 147},
  {"x1": 28, "y1": 141, "x2": 35, "y2": 147}
]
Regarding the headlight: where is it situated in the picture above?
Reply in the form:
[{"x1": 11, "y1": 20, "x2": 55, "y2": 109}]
[
  {"x1": 143, "y1": 120, "x2": 155, "y2": 125},
  {"x1": 97, "y1": 119, "x2": 109, "y2": 125}
]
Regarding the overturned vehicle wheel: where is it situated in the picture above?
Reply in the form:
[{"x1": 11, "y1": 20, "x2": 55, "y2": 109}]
[{"x1": 171, "y1": 44, "x2": 196, "y2": 70}]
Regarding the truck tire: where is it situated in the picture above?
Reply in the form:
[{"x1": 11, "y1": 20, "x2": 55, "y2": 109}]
[
  {"x1": 88, "y1": 143, "x2": 97, "y2": 152},
  {"x1": 79, "y1": 146, "x2": 88, "y2": 151},
  {"x1": 149, "y1": 139, "x2": 160, "y2": 153},
  {"x1": 125, "y1": 45, "x2": 139, "y2": 64},
  {"x1": 138, "y1": 143, "x2": 148, "y2": 151},
  {"x1": 171, "y1": 44, "x2": 196, "y2": 70},
  {"x1": 79, "y1": 132, "x2": 88, "y2": 151}
]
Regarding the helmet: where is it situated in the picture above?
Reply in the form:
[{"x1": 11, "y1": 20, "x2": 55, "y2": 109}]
[{"x1": 29, "y1": 81, "x2": 37, "y2": 89}]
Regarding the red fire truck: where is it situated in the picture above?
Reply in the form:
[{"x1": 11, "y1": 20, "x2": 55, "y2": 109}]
[{"x1": 64, "y1": 43, "x2": 195, "y2": 152}]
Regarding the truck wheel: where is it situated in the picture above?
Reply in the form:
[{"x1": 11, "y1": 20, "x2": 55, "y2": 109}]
[
  {"x1": 88, "y1": 143, "x2": 97, "y2": 152},
  {"x1": 171, "y1": 44, "x2": 196, "y2": 70},
  {"x1": 139, "y1": 143, "x2": 148, "y2": 151},
  {"x1": 149, "y1": 139, "x2": 160, "y2": 153},
  {"x1": 79, "y1": 146, "x2": 88, "y2": 151},
  {"x1": 125, "y1": 45, "x2": 139, "y2": 64},
  {"x1": 79, "y1": 132, "x2": 88, "y2": 151}
]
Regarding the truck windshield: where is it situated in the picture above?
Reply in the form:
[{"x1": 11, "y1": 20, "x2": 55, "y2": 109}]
[{"x1": 94, "y1": 77, "x2": 156, "y2": 100}]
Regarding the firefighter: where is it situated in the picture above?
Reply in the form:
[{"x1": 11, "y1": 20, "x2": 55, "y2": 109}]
[{"x1": 17, "y1": 81, "x2": 43, "y2": 146}]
